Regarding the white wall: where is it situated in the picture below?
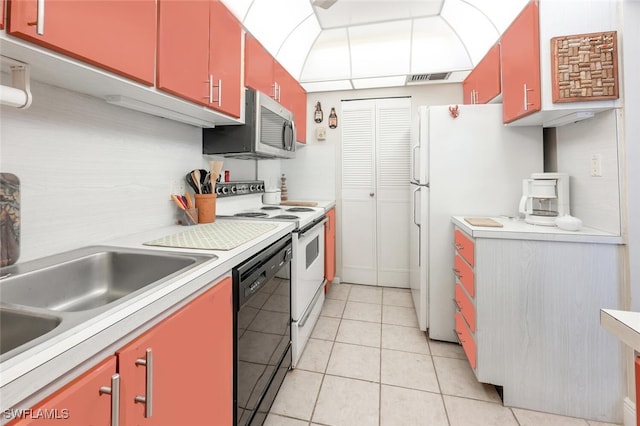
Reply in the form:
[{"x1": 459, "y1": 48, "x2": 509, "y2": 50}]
[
  {"x1": 0, "y1": 79, "x2": 206, "y2": 262},
  {"x1": 555, "y1": 109, "x2": 622, "y2": 234}
]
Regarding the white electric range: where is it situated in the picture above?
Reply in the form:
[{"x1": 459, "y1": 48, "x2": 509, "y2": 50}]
[{"x1": 216, "y1": 182, "x2": 326, "y2": 367}]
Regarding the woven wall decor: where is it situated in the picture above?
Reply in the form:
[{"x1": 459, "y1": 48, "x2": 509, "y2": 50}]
[{"x1": 551, "y1": 31, "x2": 618, "y2": 103}]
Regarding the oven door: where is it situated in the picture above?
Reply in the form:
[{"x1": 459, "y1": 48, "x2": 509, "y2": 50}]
[{"x1": 291, "y1": 218, "x2": 327, "y2": 321}]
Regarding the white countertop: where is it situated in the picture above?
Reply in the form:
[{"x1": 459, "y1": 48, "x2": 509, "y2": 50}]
[
  {"x1": 601, "y1": 309, "x2": 640, "y2": 352},
  {"x1": 0, "y1": 219, "x2": 295, "y2": 411},
  {"x1": 452, "y1": 216, "x2": 624, "y2": 244}
]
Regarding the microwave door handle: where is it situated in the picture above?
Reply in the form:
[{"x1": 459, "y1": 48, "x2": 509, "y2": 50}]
[{"x1": 290, "y1": 120, "x2": 296, "y2": 150}]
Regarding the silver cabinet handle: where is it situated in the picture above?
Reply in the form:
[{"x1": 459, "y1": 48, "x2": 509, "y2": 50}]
[
  {"x1": 452, "y1": 267, "x2": 462, "y2": 279},
  {"x1": 523, "y1": 83, "x2": 534, "y2": 111},
  {"x1": 99, "y1": 374, "x2": 120, "y2": 426},
  {"x1": 134, "y1": 349, "x2": 153, "y2": 418},
  {"x1": 209, "y1": 75, "x2": 213, "y2": 104},
  {"x1": 454, "y1": 242, "x2": 463, "y2": 250},
  {"x1": 217, "y1": 79, "x2": 222, "y2": 107},
  {"x1": 27, "y1": 0, "x2": 45, "y2": 34}
]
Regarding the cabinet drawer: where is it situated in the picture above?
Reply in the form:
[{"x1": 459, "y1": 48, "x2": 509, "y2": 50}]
[
  {"x1": 454, "y1": 254, "x2": 475, "y2": 298},
  {"x1": 454, "y1": 229, "x2": 474, "y2": 266},
  {"x1": 455, "y1": 284, "x2": 476, "y2": 333},
  {"x1": 455, "y1": 311, "x2": 477, "y2": 370}
]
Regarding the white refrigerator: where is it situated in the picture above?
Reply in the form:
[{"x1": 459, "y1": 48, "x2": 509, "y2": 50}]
[{"x1": 410, "y1": 104, "x2": 543, "y2": 342}]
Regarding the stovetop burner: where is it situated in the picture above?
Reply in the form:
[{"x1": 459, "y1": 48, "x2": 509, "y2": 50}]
[
  {"x1": 273, "y1": 214, "x2": 300, "y2": 220},
  {"x1": 261, "y1": 206, "x2": 282, "y2": 211},
  {"x1": 234, "y1": 212, "x2": 268, "y2": 218},
  {"x1": 287, "y1": 207, "x2": 315, "y2": 212}
]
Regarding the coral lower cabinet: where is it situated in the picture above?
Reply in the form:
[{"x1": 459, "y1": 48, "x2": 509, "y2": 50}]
[
  {"x1": 7, "y1": 0, "x2": 156, "y2": 85},
  {"x1": 245, "y1": 33, "x2": 307, "y2": 143},
  {"x1": 462, "y1": 43, "x2": 501, "y2": 105},
  {"x1": 157, "y1": 0, "x2": 242, "y2": 118},
  {"x1": 324, "y1": 208, "x2": 336, "y2": 291},
  {"x1": 10, "y1": 277, "x2": 233, "y2": 426}
]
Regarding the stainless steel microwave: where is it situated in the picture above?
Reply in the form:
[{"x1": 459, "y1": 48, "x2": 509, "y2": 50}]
[{"x1": 203, "y1": 88, "x2": 295, "y2": 159}]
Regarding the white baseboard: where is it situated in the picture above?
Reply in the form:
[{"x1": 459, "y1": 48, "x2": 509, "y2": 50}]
[{"x1": 624, "y1": 397, "x2": 636, "y2": 426}]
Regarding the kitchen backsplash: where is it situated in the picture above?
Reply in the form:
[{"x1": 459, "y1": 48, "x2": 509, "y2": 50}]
[
  {"x1": 0, "y1": 78, "x2": 205, "y2": 262},
  {"x1": 556, "y1": 109, "x2": 622, "y2": 234}
]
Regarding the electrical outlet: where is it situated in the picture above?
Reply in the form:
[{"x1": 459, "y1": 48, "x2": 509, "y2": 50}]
[
  {"x1": 591, "y1": 154, "x2": 602, "y2": 177},
  {"x1": 169, "y1": 179, "x2": 186, "y2": 199}
]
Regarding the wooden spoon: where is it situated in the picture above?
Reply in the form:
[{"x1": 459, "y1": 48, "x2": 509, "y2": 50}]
[{"x1": 192, "y1": 170, "x2": 201, "y2": 194}]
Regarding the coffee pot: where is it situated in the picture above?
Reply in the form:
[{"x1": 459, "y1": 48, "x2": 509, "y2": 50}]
[{"x1": 519, "y1": 172, "x2": 570, "y2": 226}]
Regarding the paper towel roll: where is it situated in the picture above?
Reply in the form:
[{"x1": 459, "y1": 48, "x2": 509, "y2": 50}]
[{"x1": 0, "y1": 85, "x2": 29, "y2": 108}]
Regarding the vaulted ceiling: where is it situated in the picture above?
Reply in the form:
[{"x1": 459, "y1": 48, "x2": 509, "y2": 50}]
[{"x1": 221, "y1": 0, "x2": 530, "y2": 92}]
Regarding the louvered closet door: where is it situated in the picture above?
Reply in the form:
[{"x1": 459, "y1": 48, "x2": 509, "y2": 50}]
[
  {"x1": 341, "y1": 98, "x2": 411, "y2": 287},
  {"x1": 341, "y1": 100, "x2": 377, "y2": 285}
]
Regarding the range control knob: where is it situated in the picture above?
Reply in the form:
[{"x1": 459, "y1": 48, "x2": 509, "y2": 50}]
[
  {"x1": 215, "y1": 186, "x2": 222, "y2": 195},
  {"x1": 250, "y1": 185, "x2": 256, "y2": 191},
  {"x1": 231, "y1": 186, "x2": 237, "y2": 194},
  {"x1": 222, "y1": 186, "x2": 229, "y2": 194}
]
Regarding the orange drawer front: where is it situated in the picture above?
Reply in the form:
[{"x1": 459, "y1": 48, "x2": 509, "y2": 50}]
[
  {"x1": 454, "y1": 229, "x2": 475, "y2": 267},
  {"x1": 455, "y1": 284, "x2": 476, "y2": 333},
  {"x1": 455, "y1": 312, "x2": 477, "y2": 369},
  {"x1": 454, "y1": 254, "x2": 475, "y2": 297}
]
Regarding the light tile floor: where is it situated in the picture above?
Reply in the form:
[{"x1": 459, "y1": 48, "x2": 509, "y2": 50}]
[{"x1": 267, "y1": 283, "x2": 621, "y2": 426}]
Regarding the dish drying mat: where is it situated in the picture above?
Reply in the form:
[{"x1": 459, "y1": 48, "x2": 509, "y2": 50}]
[{"x1": 143, "y1": 221, "x2": 278, "y2": 251}]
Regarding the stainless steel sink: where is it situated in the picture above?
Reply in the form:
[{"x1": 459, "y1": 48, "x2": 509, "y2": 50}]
[
  {"x1": 0, "y1": 308, "x2": 61, "y2": 355},
  {"x1": 0, "y1": 246, "x2": 216, "y2": 312}
]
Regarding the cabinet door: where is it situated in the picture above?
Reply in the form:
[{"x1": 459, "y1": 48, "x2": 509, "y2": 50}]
[
  {"x1": 245, "y1": 33, "x2": 276, "y2": 98},
  {"x1": 209, "y1": 0, "x2": 242, "y2": 118},
  {"x1": 276, "y1": 62, "x2": 307, "y2": 143},
  {"x1": 463, "y1": 43, "x2": 501, "y2": 105},
  {"x1": 117, "y1": 277, "x2": 233, "y2": 425},
  {"x1": 8, "y1": 0, "x2": 155, "y2": 85},
  {"x1": 9, "y1": 357, "x2": 118, "y2": 426},
  {"x1": 501, "y1": 0, "x2": 541, "y2": 123},
  {"x1": 324, "y1": 208, "x2": 336, "y2": 289},
  {"x1": 157, "y1": 0, "x2": 210, "y2": 106}
]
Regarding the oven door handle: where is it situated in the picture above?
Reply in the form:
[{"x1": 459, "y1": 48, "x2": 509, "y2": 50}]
[
  {"x1": 296, "y1": 217, "x2": 327, "y2": 239},
  {"x1": 298, "y1": 280, "x2": 326, "y2": 328}
]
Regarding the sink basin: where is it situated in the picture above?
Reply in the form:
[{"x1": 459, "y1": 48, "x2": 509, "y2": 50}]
[
  {"x1": 0, "y1": 246, "x2": 216, "y2": 312},
  {"x1": 0, "y1": 308, "x2": 61, "y2": 355}
]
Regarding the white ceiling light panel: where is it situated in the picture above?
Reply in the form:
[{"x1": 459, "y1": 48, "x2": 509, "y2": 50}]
[
  {"x1": 352, "y1": 75, "x2": 407, "y2": 89},
  {"x1": 302, "y1": 80, "x2": 354, "y2": 93},
  {"x1": 301, "y1": 28, "x2": 351, "y2": 81},
  {"x1": 440, "y1": 0, "x2": 500, "y2": 65},
  {"x1": 276, "y1": 15, "x2": 322, "y2": 79},
  {"x1": 411, "y1": 16, "x2": 472, "y2": 73},
  {"x1": 244, "y1": 0, "x2": 314, "y2": 55},
  {"x1": 349, "y1": 20, "x2": 412, "y2": 79},
  {"x1": 463, "y1": 0, "x2": 531, "y2": 33},
  {"x1": 314, "y1": 0, "x2": 443, "y2": 29}
]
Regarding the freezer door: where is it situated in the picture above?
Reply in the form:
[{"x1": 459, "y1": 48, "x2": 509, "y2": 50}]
[{"x1": 409, "y1": 183, "x2": 429, "y2": 331}]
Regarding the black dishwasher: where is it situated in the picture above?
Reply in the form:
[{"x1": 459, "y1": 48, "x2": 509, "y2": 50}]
[{"x1": 234, "y1": 235, "x2": 292, "y2": 426}]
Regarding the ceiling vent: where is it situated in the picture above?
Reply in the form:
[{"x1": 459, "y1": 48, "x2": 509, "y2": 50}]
[{"x1": 406, "y1": 72, "x2": 452, "y2": 85}]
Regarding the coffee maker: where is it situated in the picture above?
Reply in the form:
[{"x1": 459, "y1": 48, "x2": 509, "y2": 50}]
[{"x1": 519, "y1": 172, "x2": 570, "y2": 226}]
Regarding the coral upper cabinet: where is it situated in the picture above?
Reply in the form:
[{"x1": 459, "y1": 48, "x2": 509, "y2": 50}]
[
  {"x1": 245, "y1": 33, "x2": 307, "y2": 143},
  {"x1": 500, "y1": 0, "x2": 541, "y2": 123},
  {"x1": 463, "y1": 43, "x2": 501, "y2": 105},
  {"x1": 7, "y1": 0, "x2": 156, "y2": 85},
  {"x1": 157, "y1": 0, "x2": 242, "y2": 118}
]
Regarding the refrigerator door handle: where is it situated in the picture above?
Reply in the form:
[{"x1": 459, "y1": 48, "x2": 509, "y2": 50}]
[
  {"x1": 411, "y1": 144, "x2": 420, "y2": 182},
  {"x1": 413, "y1": 187, "x2": 421, "y2": 227}
]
